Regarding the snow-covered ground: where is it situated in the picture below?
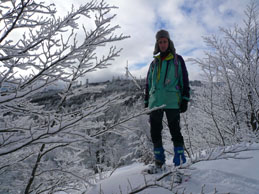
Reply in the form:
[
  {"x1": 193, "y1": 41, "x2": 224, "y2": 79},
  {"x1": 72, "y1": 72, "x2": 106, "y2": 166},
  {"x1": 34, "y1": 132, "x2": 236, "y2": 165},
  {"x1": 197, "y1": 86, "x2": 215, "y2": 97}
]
[{"x1": 86, "y1": 143, "x2": 259, "y2": 194}]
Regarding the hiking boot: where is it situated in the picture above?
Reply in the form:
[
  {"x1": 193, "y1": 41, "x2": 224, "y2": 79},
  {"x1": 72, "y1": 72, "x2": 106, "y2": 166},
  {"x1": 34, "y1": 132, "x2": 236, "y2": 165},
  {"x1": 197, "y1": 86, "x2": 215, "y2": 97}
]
[
  {"x1": 155, "y1": 159, "x2": 164, "y2": 168},
  {"x1": 142, "y1": 147, "x2": 166, "y2": 174},
  {"x1": 154, "y1": 147, "x2": 165, "y2": 165},
  {"x1": 145, "y1": 160, "x2": 166, "y2": 174},
  {"x1": 173, "y1": 147, "x2": 186, "y2": 166}
]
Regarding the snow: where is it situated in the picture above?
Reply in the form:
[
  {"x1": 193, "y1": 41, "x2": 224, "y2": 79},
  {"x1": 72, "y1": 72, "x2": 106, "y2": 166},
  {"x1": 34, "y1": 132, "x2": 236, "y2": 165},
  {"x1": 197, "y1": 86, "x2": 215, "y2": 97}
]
[
  {"x1": 182, "y1": 149, "x2": 259, "y2": 194},
  {"x1": 86, "y1": 144, "x2": 259, "y2": 194}
]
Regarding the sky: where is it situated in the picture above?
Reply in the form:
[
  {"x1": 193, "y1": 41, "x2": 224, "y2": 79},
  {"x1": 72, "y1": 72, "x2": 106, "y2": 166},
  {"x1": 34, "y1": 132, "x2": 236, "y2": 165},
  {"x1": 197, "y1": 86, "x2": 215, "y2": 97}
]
[{"x1": 46, "y1": 0, "x2": 250, "y2": 82}]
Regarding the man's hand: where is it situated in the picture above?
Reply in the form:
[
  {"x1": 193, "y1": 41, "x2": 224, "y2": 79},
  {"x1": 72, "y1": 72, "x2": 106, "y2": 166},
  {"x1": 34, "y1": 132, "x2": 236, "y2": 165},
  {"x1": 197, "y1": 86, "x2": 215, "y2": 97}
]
[{"x1": 180, "y1": 99, "x2": 188, "y2": 113}]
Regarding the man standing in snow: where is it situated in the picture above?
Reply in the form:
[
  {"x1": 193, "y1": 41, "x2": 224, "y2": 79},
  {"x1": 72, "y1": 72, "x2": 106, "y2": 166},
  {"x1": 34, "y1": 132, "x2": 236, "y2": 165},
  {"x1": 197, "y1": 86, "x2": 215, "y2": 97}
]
[{"x1": 145, "y1": 29, "x2": 190, "y2": 170}]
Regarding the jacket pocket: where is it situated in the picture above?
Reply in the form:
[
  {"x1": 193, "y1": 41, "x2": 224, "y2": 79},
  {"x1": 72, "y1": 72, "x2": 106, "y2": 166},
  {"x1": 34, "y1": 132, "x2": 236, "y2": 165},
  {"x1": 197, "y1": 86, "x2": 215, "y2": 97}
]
[{"x1": 164, "y1": 88, "x2": 181, "y2": 108}]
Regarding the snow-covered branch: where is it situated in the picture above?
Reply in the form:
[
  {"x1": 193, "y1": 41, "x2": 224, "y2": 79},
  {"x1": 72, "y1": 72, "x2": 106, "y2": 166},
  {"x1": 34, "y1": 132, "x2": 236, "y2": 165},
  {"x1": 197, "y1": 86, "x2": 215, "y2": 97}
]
[{"x1": 0, "y1": 0, "x2": 129, "y2": 193}]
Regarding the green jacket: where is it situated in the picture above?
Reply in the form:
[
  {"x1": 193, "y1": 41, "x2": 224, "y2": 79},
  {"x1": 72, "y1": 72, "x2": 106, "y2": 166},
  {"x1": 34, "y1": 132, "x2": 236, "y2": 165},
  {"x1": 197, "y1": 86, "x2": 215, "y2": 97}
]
[{"x1": 145, "y1": 53, "x2": 190, "y2": 109}]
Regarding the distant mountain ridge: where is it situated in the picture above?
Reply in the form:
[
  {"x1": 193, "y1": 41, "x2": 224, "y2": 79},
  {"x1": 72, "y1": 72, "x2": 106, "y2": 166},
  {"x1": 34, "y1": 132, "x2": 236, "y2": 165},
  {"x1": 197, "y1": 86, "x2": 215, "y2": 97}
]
[{"x1": 30, "y1": 79, "x2": 203, "y2": 109}]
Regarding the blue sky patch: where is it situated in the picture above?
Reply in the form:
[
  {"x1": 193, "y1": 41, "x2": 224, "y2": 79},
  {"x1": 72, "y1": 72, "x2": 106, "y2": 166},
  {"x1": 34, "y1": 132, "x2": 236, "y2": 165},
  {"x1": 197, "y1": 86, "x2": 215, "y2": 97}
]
[
  {"x1": 180, "y1": 4, "x2": 193, "y2": 15},
  {"x1": 183, "y1": 48, "x2": 200, "y2": 56},
  {"x1": 154, "y1": 16, "x2": 167, "y2": 30},
  {"x1": 130, "y1": 63, "x2": 147, "y2": 70}
]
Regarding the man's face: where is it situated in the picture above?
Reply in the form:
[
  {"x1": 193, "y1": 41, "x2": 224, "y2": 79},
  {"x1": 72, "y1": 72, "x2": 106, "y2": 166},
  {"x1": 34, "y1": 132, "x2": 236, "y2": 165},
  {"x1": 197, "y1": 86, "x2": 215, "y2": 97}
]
[{"x1": 158, "y1": 37, "x2": 169, "y2": 53}]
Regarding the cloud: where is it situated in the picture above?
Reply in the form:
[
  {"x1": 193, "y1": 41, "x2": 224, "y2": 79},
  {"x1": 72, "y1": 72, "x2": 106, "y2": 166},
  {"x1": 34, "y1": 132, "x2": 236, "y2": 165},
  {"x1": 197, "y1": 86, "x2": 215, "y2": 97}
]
[{"x1": 43, "y1": 0, "x2": 253, "y2": 82}]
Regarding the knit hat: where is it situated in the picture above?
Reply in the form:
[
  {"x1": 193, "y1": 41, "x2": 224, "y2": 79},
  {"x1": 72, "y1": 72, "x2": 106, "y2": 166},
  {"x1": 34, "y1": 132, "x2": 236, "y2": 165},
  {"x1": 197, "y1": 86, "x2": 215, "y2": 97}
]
[{"x1": 153, "y1": 29, "x2": 176, "y2": 56}]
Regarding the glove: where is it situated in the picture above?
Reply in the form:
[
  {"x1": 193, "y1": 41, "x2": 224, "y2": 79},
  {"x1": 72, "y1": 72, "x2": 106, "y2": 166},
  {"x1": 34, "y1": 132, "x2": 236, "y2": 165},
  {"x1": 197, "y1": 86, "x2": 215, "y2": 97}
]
[
  {"x1": 173, "y1": 147, "x2": 186, "y2": 166},
  {"x1": 180, "y1": 99, "x2": 188, "y2": 113}
]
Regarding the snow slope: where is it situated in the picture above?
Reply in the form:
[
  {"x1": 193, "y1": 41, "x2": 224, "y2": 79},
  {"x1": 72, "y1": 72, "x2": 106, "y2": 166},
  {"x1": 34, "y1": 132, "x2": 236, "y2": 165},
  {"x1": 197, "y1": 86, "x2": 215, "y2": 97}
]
[{"x1": 86, "y1": 143, "x2": 259, "y2": 194}]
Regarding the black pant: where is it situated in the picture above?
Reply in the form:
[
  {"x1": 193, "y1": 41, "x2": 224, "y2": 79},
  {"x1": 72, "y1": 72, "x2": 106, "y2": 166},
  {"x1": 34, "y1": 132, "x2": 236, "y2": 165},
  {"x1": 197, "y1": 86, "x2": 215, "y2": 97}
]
[{"x1": 150, "y1": 109, "x2": 184, "y2": 148}]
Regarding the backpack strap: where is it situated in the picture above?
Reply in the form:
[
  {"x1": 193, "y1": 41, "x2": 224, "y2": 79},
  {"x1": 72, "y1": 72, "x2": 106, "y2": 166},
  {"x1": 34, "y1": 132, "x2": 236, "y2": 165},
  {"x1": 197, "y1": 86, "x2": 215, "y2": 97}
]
[
  {"x1": 151, "y1": 57, "x2": 158, "y2": 72},
  {"x1": 163, "y1": 54, "x2": 179, "y2": 85},
  {"x1": 174, "y1": 54, "x2": 179, "y2": 78},
  {"x1": 164, "y1": 60, "x2": 170, "y2": 84}
]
